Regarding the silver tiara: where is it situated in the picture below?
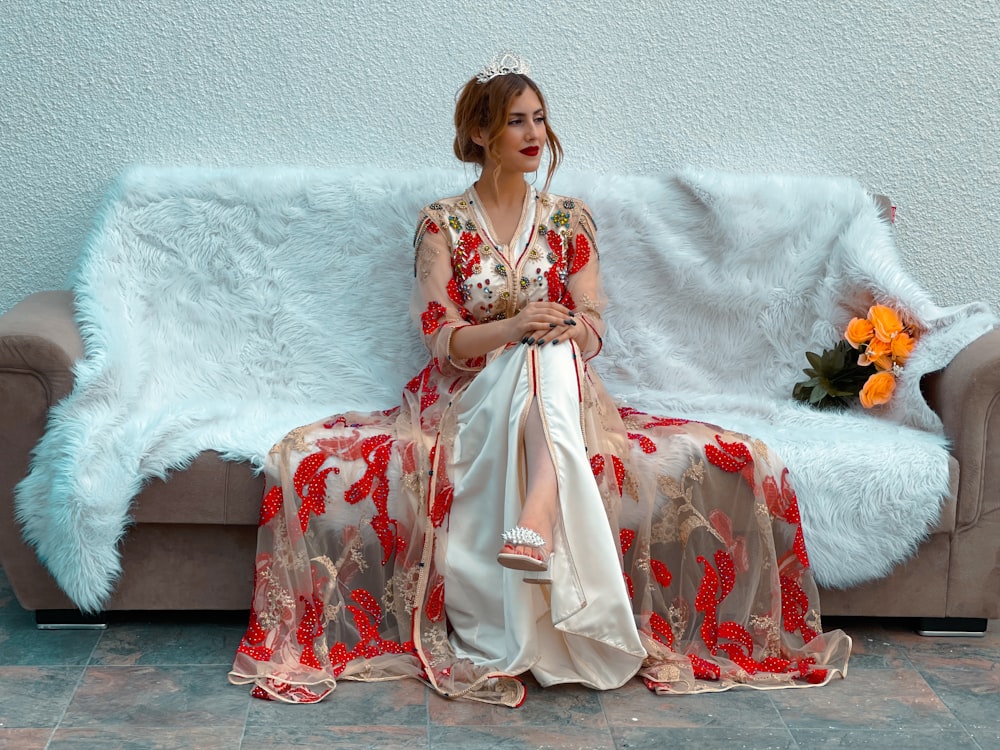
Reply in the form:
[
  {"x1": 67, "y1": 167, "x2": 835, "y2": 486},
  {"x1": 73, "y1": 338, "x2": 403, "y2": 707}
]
[{"x1": 476, "y1": 52, "x2": 531, "y2": 84}]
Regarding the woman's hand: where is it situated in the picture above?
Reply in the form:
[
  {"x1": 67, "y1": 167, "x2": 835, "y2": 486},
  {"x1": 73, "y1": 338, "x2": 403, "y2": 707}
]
[{"x1": 513, "y1": 301, "x2": 585, "y2": 347}]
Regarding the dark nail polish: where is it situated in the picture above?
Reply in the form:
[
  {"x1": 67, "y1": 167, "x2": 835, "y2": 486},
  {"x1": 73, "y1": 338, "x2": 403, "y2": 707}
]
[
  {"x1": 520, "y1": 336, "x2": 528, "y2": 344},
  {"x1": 526, "y1": 337, "x2": 535, "y2": 345},
  {"x1": 537, "y1": 338, "x2": 546, "y2": 345},
  {"x1": 551, "y1": 339, "x2": 560, "y2": 345},
  {"x1": 568, "y1": 311, "x2": 576, "y2": 317},
  {"x1": 549, "y1": 322, "x2": 557, "y2": 328},
  {"x1": 563, "y1": 319, "x2": 573, "y2": 325}
]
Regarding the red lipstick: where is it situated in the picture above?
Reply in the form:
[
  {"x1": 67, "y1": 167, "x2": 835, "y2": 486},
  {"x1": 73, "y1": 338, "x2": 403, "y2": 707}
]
[{"x1": 520, "y1": 146, "x2": 540, "y2": 156}]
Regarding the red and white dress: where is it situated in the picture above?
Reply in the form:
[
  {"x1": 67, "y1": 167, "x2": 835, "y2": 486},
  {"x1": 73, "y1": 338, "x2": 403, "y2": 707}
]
[{"x1": 228, "y1": 185, "x2": 851, "y2": 706}]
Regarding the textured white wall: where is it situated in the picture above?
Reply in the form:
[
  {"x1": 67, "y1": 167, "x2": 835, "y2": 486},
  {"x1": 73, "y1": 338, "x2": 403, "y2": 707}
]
[{"x1": 2, "y1": 0, "x2": 997, "y2": 314}]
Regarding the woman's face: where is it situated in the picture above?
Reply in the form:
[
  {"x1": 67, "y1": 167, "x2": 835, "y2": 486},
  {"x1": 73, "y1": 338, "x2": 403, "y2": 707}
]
[{"x1": 483, "y1": 87, "x2": 546, "y2": 175}]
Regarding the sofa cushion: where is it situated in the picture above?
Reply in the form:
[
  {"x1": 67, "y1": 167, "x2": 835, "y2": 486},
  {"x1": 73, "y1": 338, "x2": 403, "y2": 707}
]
[{"x1": 130, "y1": 452, "x2": 263, "y2": 526}]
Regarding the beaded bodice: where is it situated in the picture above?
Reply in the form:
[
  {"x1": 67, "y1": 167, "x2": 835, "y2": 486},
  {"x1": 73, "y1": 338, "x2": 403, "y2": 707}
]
[{"x1": 415, "y1": 187, "x2": 597, "y2": 325}]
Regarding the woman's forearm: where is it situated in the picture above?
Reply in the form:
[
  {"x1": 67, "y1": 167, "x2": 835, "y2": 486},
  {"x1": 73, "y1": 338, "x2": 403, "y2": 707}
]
[{"x1": 449, "y1": 317, "x2": 518, "y2": 361}]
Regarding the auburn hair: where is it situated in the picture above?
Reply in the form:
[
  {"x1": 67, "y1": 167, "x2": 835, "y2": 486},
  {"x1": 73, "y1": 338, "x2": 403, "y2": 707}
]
[{"x1": 453, "y1": 73, "x2": 563, "y2": 192}]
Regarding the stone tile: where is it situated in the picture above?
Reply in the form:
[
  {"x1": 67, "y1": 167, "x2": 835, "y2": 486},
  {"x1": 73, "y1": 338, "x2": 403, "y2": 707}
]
[
  {"x1": 868, "y1": 618, "x2": 999, "y2": 656},
  {"x1": 245, "y1": 678, "x2": 426, "y2": 727},
  {"x1": 770, "y1": 667, "x2": 962, "y2": 731},
  {"x1": 0, "y1": 728, "x2": 53, "y2": 749},
  {"x1": 789, "y1": 728, "x2": 981, "y2": 748},
  {"x1": 610, "y1": 726, "x2": 795, "y2": 749},
  {"x1": 599, "y1": 677, "x2": 782, "y2": 729},
  {"x1": 428, "y1": 679, "x2": 606, "y2": 728},
  {"x1": 47, "y1": 726, "x2": 243, "y2": 749},
  {"x1": 430, "y1": 725, "x2": 614, "y2": 749},
  {"x1": 0, "y1": 612, "x2": 102, "y2": 667},
  {"x1": 0, "y1": 667, "x2": 83, "y2": 728},
  {"x1": 241, "y1": 725, "x2": 428, "y2": 749},
  {"x1": 907, "y1": 651, "x2": 1000, "y2": 735},
  {"x1": 60, "y1": 666, "x2": 249, "y2": 729},
  {"x1": 91, "y1": 620, "x2": 245, "y2": 666}
]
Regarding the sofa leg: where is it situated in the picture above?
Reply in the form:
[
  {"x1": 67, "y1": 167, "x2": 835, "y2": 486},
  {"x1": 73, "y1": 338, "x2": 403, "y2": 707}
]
[
  {"x1": 916, "y1": 617, "x2": 988, "y2": 637},
  {"x1": 35, "y1": 609, "x2": 107, "y2": 630}
]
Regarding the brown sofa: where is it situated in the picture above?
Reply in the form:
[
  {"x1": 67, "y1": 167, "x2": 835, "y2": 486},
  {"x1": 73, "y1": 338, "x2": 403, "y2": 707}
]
[{"x1": 2, "y1": 292, "x2": 999, "y2": 631}]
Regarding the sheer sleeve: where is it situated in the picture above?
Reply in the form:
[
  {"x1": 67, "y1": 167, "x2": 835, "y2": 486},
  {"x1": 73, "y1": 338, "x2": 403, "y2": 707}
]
[
  {"x1": 410, "y1": 212, "x2": 486, "y2": 374},
  {"x1": 567, "y1": 201, "x2": 608, "y2": 362}
]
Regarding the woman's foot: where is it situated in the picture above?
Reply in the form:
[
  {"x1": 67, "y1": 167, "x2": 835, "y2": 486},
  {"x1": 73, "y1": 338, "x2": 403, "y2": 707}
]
[{"x1": 497, "y1": 526, "x2": 550, "y2": 571}]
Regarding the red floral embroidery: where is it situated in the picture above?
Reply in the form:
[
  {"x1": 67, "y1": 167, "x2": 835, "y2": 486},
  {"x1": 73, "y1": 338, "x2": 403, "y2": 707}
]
[
  {"x1": 339, "y1": 588, "x2": 415, "y2": 662},
  {"x1": 617, "y1": 406, "x2": 691, "y2": 429},
  {"x1": 421, "y1": 301, "x2": 447, "y2": 335},
  {"x1": 620, "y1": 528, "x2": 636, "y2": 601},
  {"x1": 568, "y1": 232, "x2": 590, "y2": 274},
  {"x1": 293, "y1": 452, "x2": 333, "y2": 533},
  {"x1": 428, "y1": 443, "x2": 453, "y2": 528},
  {"x1": 344, "y1": 434, "x2": 403, "y2": 564},
  {"x1": 426, "y1": 577, "x2": 446, "y2": 622},
  {"x1": 426, "y1": 220, "x2": 439, "y2": 233},
  {"x1": 296, "y1": 593, "x2": 325, "y2": 669},
  {"x1": 237, "y1": 607, "x2": 274, "y2": 662},
  {"x1": 545, "y1": 230, "x2": 571, "y2": 306},
  {"x1": 649, "y1": 611, "x2": 675, "y2": 648},
  {"x1": 705, "y1": 435, "x2": 756, "y2": 488},
  {"x1": 454, "y1": 232, "x2": 482, "y2": 280},
  {"x1": 650, "y1": 559, "x2": 673, "y2": 587},
  {"x1": 590, "y1": 453, "x2": 605, "y2": 478},
  {"x1": 628, "y1": 432, "x2": 657, "y2": 454},
  {"x1": 258, "y1": 484, "x2": 284, "y2": 527},
  {"x1": 765, "y1": 469, "x2": 810, "y2": 568},
  {"x1": 708, "y1": 509, "x2": 750, "y2": 573},
  {"x1": 620, "y1": 528, "x2": 636, "y2": 553},
  {"x1": 780, "y1": 574, "x2": 818, "y2": 642},
  {"x1": 611, "y1": 455, "x2": 626, "y2": 496},
  {"x1": 688, "y1": 653, "x2": 721, "y2": 680},
  {"x1": 694, "y1": 550, "x2": 736, "y2": 650}
]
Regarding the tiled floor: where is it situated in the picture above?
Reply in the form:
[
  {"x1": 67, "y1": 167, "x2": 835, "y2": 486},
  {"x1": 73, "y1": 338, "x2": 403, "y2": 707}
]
[{"x1": 1, "y1": 568, "x2": 997, "y2": 750}]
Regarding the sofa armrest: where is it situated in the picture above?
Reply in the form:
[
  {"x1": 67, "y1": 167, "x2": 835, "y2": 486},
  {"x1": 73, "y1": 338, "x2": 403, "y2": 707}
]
[
  {"x1": 0, "y1": 291, "x2": 82, "y2": 406},
  {"x1": 0, "y1": 290, "x2": 83, "y2": 610},
  {"x1": 922, "y1": 326, "x2": 1000, "y2": 530}
]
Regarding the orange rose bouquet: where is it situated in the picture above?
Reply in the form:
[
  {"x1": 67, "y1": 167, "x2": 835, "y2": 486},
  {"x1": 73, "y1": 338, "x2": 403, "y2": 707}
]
[{"x1": 793, "y1": 304, "x2": 920, "y2": 410}]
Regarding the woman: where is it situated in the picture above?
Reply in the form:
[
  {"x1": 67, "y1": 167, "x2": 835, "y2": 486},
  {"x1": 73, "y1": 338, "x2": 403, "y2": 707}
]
[{"x1": 229, "y1": 54, "x2": 851, "y2": 707}]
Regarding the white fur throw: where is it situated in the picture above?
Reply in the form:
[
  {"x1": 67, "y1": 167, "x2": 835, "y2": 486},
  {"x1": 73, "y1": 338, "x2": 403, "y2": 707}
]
[{"x1": 15, "y1": 166, "x2": 997, "y2": 612}]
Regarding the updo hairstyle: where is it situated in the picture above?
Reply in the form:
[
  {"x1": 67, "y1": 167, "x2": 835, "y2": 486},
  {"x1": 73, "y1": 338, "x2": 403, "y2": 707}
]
[{"x1": 453, "y1": 73, "x2": 564, "y2": 191}]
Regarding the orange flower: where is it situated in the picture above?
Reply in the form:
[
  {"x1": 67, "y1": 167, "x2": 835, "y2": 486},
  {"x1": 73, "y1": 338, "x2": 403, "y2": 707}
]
[
  {"x1": 869, "y1": 304, "x2": 904, "y2": 342},
  {"x1": 858, "y1": 336, "x2": 893, "y2": 370},
  {"x1": 859, "y1": 371, "x2": 896, "y2": 408},
  {"x1": 845, "y1": 317, "x2": 875, "y2": 348},
  {"x1": 891, "y1": 331, "x2": 916, "y2": 365}
]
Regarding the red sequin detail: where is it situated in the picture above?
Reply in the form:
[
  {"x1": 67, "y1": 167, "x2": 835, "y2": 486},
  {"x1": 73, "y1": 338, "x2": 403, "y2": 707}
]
[
  {"x1": 780, "y1": 574, "x2": 818, "y2": 643},
  {"x1": 258, "y1": 485, "x2": 284, "y2": 527},
  {"x1": 237, "y1": 608, "x2": 275, "y2": 662},
  {"x1": 688, "y1": 653, "x2": 721, "y2": 680},
  {"x1": 421, "y1": 300, "x2": 447, "y2": 335},
  {"x1": 426, "y1": 220, "x2": 439, "y2": 233},
  {"x1": 620, "y1": 528, "x2": 636, "y2": 554},
  {"x1": 428, "y1": 444, "x2": 454, "y2": 528},
  {"x1": 343, "y1": 434, "x2": 401, "y2": 564},
  {"x1": 650, "y1": 559, "x2": 673, "y2": 587},
  {"x1": 590, "y1": 453, "x2": 605, "y2": 478},
  {"x1": 426, "y1": 577, "x2": 446, "y2": 623},
  {"x1": 649, "y1": 611, "x2": 675, "y2": 648},
  {"x1": 296, "y1": 593, "x2": 325, "y2": 669},
  {"x1": 569, "y1": 232, "x2": 590, "y2": 274},
  {"x1": 611, "y1": 455, "x2": 626, "y2": 496},
  {"x1": 617, "y1": 406, "x2": 690, "y2": 429},
  {"x1": 628, "y1": 432, "x2": 657, "y2": 454},
  {"x1": 293, "y1": 453, "x2": 332, "y2": 533}
]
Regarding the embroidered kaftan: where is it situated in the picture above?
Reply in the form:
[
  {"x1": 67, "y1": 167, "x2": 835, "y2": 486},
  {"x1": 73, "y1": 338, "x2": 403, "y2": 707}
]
[{"x1": 229, "y1": 186, "x2": 851, "y2": 706}]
